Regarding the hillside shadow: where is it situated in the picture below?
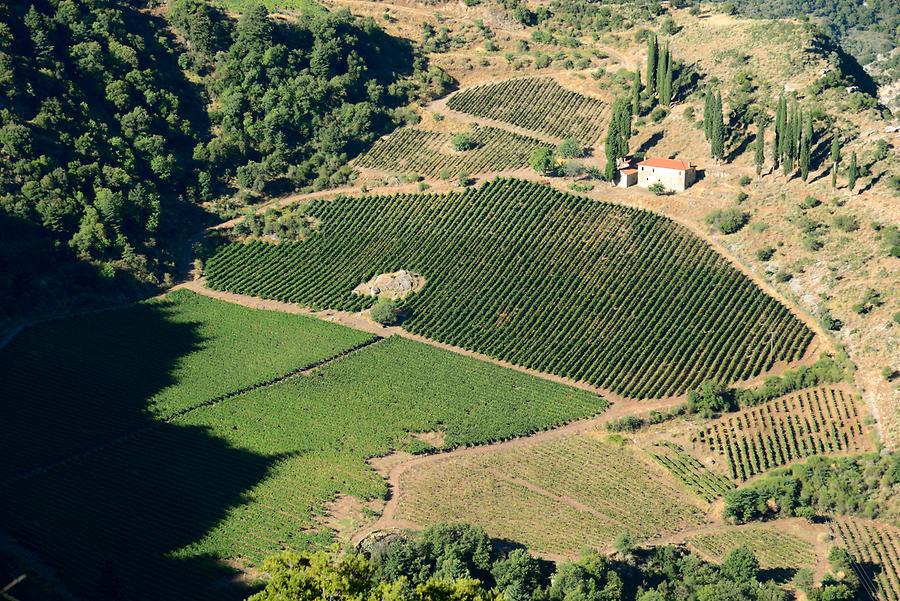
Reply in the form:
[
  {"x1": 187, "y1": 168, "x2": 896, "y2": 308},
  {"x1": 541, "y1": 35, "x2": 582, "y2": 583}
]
[
  {"x1": 0, "y1": 300, "x2": 278, "y2": 600},
  {"x1": 636, "y1": 132, "x2": 664, "y2": 155}
]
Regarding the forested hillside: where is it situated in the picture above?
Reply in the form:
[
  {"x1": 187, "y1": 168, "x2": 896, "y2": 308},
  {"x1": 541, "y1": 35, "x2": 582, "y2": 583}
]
[{"x1": 0, "y1": 0, "x2": 449, "y2": 320}]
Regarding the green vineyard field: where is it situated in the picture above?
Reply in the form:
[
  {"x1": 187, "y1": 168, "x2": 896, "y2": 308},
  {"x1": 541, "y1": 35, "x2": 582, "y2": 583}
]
[
  {"x1": 0, "y1": 289, "x2": 374, "y2": 480},
  {"x1": 833, "y1": 517, "x2": 900, "y2": 601},
  {"x1": 355, "y1": 126, "x2": 549, "y2": 177},
  {"x1": 649, "y1": 441, "x2": 736, "y2": 502},
  {"x1": 446, "y1": 77, "x2": 608, "y2": 142},
  {"x1": 0, "y1": 335, "x2": 605, "y2": 600},
  {"x1": 206, "y1": 178, "x2": 814, "y2": 398},
  {"x1": 696, "y1": 387, "x2": 870, "y2": 480}
]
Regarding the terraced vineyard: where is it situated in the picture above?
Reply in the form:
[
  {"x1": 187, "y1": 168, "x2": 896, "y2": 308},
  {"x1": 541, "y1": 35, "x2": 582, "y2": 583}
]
[
  {"x1": 649, "y1": 441, "x2": 736, "y2": 502},
  {"x1": 832, "y1": 517, "x2": 900, "y2": 601},
  {"x1": 687, "y1": 525, "x2": 817, "y2": 571},
  {"x1": 395, "y1": 435, "x2": 707, "y2": 556},
  {"x1": 206, "y1": 179, "x2": 814, "y2": 398},
  {"x1": 446, "y1": 77, "x2": 607, "y2": 142},
  {"x1": 356, "y1": 126, "x2": 549, "y2": 177},
  {"x1": 695, "y1": 387, "x2": 870, "y2": 480},
  {"x1": 0, "y1": 334, "x2": 606, "y2": 600}
]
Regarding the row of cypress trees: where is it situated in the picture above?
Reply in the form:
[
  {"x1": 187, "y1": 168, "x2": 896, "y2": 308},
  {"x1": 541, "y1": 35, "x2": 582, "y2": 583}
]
[{"x1": 644, "y1": 33, "x2": 675, "y2": 112}]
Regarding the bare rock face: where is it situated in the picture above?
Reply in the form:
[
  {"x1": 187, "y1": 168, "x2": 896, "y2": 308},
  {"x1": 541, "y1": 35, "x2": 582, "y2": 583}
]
[{"x1": 352, "y1": 270, "x2": 425, "y2": 300}]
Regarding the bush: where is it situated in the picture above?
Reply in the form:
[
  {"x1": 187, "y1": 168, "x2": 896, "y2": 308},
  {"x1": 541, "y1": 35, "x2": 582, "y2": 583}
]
[
  {"x1": 755, "y1": 247, "x2": 775, "y2": 261},
  {"x1": 705, "y1": 207, "x2": 749, "y2": 234},
  {"x1": 800, "y1": 196, "x2": 820, "y2": 209},
  {"x1": 369, "y1": 298, "x2": 399, "y2": 325},
  {"x1": 529, "y1": 147, "x2": 556, "y2": 175},
  {"x1": 833, "y1": 214, "x2": 859, "y2": 232},
  {"x1": 557, "y1": 137, "x2": 584, "y2": 158},
  {"x1": 682, "y1": 106, "x2": 695, "y2": 120},
  {"x1": 739, "y1": 175, "x2": 751, "y2": 186},
  {"x1": 649, "y1": 182, "x2": 670, "y2": 196},
  {"x1": 650, "y1": 106, "x2": 668, "y2": 123},
  {"x1": 451, "y1": 133, "x2": 477, "y2": 151},
  {"x1": 687, "y1": 380, "x2": 736, "y2": 418},
  {"x1": 735, "y1": 191, "x2": 749, "y2": 203},
  {"x1": 606, "y1": 415, "x2": 644, "y2": 432}
]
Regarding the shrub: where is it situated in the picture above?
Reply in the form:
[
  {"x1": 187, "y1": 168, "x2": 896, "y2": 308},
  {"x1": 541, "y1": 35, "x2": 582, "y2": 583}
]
[
  {"x1": 735, "y1": 191, "x2": 749, "y2": 203},
  {"x1": 649, "y1": 182, "x2": 670, "y2": 196},
  {"x1": 682, "y1": 106, "x2": 695, "y2": 120},
  {"x1": 705, "y1": 207, "x2": 749, "y2": 234},
  {"x1": 370, "y1": 298, "x2": 399, "y2": 325},
  {"x1": 650, "y1": 106, "x2": 667, "y2": 123},
  {"x1": 451, "y1": 133, "x2": 477, "y2": 151},
  {"x1": 557, "y1": 137, "x2": 584, "y2": 158},
  {"x1": 800, "y1": 196, "x2": 820, "y2": 209},
  {"x1": 755, "y1": 247, "x2": 775, "y2": 261},
  {"x1": 606, "y1": 415, "x2": 644, "y2": 433},
  {"x1": 529, "y1": 147, "x2": 556, "y2": 175},
  {"x1": 739, "y1": 175, "x2": 751, "y2": 186},
  {"x1": 833, "y1": 214, "x2": 859, "y2": 232}
]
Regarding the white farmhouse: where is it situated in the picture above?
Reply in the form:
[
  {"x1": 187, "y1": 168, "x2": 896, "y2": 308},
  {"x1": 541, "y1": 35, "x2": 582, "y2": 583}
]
[{"x1": 636, "y1": 157, "x2": 696, "y2": 192}]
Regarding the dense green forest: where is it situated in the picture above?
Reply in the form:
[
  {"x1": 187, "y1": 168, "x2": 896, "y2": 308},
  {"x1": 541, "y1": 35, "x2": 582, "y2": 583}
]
[{"x1": 0, "y1": 0, "x2": 449, "y2": 320}]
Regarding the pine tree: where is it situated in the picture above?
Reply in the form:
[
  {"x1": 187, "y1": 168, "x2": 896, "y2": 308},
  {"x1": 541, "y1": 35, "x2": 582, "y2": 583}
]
[
  {"x1": 830, "y1": 135, "x2": 841, "y2": 189},
  {"x1": 646, "y1": 34, "x2": 657, "y2": 98},
  {"x1": 755, "y1": 121, "x2": 765, "y2": 176},
  {"x1": 631, "y1": 69, "x2": 641, "y2": 116},
  {"x1": 847, "y1": 151, "x2": 858, "y2": 192}
]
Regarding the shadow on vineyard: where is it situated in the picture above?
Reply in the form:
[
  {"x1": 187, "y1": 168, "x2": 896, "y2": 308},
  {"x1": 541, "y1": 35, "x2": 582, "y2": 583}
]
[{"x1": 0, "y1": 304, "x2": 275, "y2": 600}]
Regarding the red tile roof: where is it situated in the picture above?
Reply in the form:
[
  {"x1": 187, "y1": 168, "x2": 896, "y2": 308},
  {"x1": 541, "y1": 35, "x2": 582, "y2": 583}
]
[
  {"x1": 621, "y1": 168, "x2": 637, "y2": 174},
  {"x1": 638, "y1": 157, "x2": 694, "y2": 171}
]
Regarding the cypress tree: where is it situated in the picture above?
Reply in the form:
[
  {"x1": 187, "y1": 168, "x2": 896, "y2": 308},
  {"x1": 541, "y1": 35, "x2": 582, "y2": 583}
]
[
  {"x1": 799, "y1": 112, "x2": 812, "y2": 181},
  {"x1": 703, "y1": 88, "x2": 713, "y2": 141},
  {"x1": 755, "y1": 121, "x2": 765, "y2": 176},
  {"x1": 631, "y1": 69, "x2": 641, "y2": 116},
  {"x1": 782, "y1": 102, "x2": 795, "y2": 175},
  {"x1": 830, "y1": 134, "x2": 841, "y2": 189},
  {"x1": 605, "y1": 99, "x2": 631, "y2": 181},
  {"x1": 773, "y1": 95, "x2": 785, "y2": 169},
  {"x1": 662, "y1": 50, "x2": 674, "y2": 105},
  {"x1": 646, "y1": 34, "x2": 657, "y2": 98},
  {"x1": 716, "y1": 92, "x2": 726, "y2": 161},
  {"x1": 848, "y1": 151, "x2": 858, "y2": 192},
  {"x1": 656, "y1": 43, "x2": 667, "y2": 102}
]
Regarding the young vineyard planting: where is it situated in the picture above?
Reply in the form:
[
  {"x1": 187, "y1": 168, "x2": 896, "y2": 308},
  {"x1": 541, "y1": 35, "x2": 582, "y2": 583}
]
[
  {"x1": 833, "y1": 517, "x2": 900, "y2": 601},
  {"x1": 687, "y1": 525, "x2": 817, "y2": 571},
  {"x1": 695, "y1": 387, "x2": 871, "y2": 480},
  {"x1": 395, "y1": 434, "x2": 706, "y2": 557},
  {"x1": 649, "y1": 441, "x2": 736, "y2": 502},
  {"x1": 445, "y1": 77, "x2": 607, "y2": 142},
  {"x1": 355, "y1": 126, "x2": 549, "y2": 177},
  {"x1": 206, "y1": 178, "x2": 814, "y2": 398}
]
